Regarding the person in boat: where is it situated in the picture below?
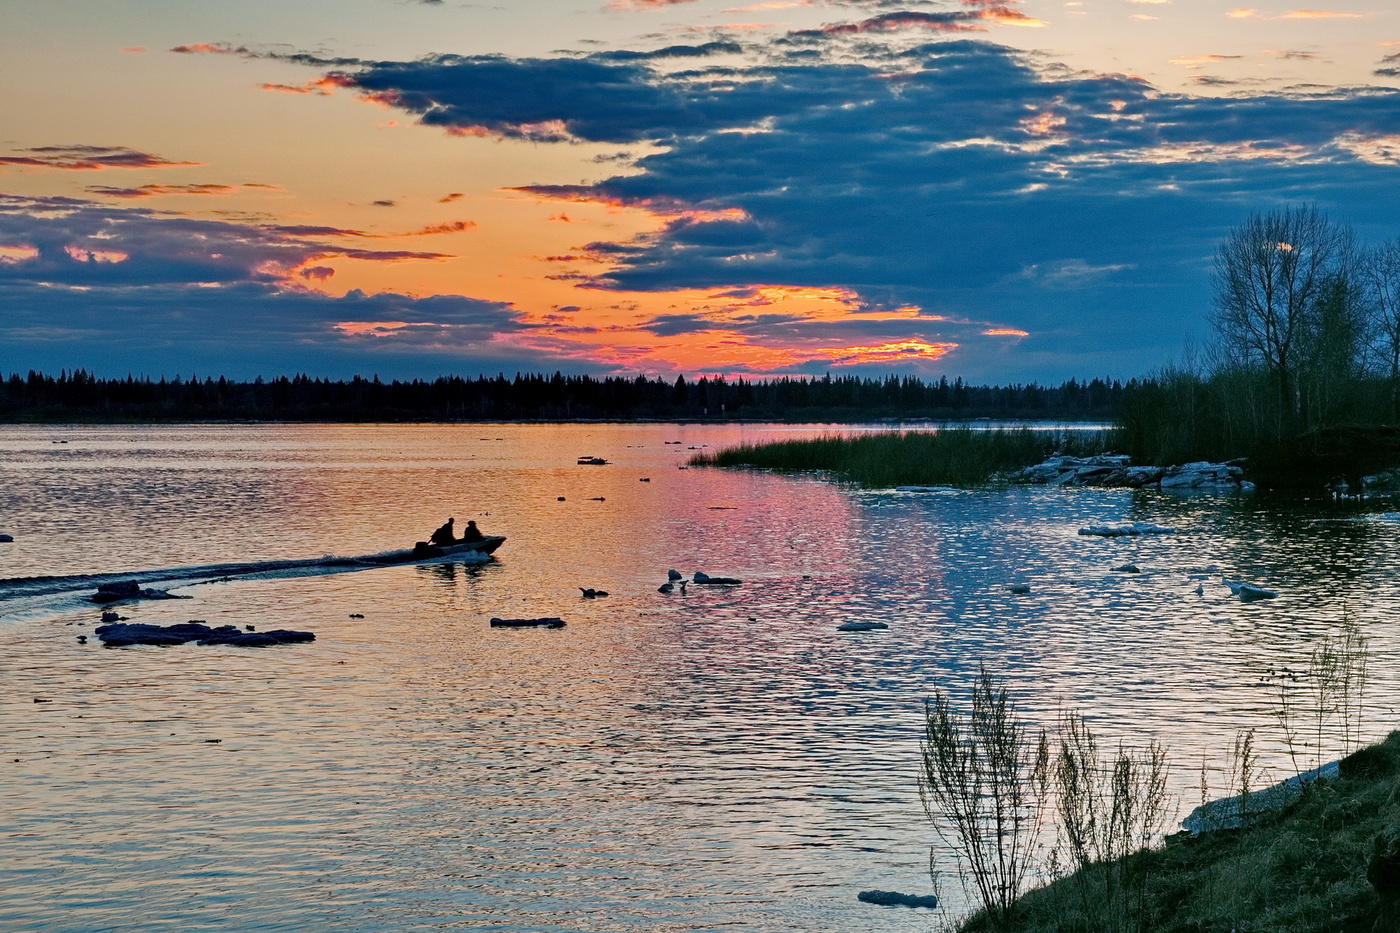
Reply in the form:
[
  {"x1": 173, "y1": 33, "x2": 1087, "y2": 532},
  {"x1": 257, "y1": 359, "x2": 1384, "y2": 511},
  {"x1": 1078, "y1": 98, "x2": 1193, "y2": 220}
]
[
  {"x1": 429, "y1": 517, "x2": 455, "y2": 545},
  {"x1": 461, "y1": 520, "x2": 485, "y2": 543}
]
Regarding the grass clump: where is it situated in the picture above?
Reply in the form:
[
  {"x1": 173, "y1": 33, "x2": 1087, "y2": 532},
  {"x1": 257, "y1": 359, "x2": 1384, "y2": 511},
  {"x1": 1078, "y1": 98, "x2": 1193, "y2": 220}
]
[
  {"x1": 692, "y1": 427, "x2": 1106, "y2": 487},
  {"x1": 976, "y1": 730, "x2": 1400, "y2": 933}
]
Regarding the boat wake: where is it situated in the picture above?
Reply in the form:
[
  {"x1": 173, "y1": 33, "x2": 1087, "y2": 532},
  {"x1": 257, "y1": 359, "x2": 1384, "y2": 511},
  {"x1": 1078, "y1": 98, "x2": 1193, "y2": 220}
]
[{"x1": 0, "y1": 545, "x2": 489, "y2": 624}]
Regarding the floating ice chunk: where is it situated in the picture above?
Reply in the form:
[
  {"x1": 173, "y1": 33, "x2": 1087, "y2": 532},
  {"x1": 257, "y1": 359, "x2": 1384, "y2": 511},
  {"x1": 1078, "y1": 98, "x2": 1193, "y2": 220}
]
[
  {"x1": 837, "y1": 621, "x2": 889, "y2": 632},
  {"x1": 1077, "y1": 522, "x2": 1176, "y2": 537}
]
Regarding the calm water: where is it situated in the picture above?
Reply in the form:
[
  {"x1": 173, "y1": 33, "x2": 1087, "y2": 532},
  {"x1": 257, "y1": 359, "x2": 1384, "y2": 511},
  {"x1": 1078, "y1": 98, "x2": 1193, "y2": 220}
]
[{"x1": 2, "y1": 422, "x2": 1399, "y2": 931}]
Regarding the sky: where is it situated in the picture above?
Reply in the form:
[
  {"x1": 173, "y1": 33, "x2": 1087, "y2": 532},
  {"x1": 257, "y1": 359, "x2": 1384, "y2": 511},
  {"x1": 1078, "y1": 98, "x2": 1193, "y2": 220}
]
[{"x1": 1, "y1": 0, "x2": 1397, "y2": 383}]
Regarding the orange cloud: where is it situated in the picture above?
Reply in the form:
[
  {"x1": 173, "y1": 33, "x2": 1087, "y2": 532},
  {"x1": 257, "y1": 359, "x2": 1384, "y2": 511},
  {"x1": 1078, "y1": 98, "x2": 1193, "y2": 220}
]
[
  {"x1": 86, "y1": 183, "x2": 243, "y2": 198},
  {"x1": 983, "y1": 328, "x2": 1030, "y2": 336},
  {"x1": 1281, "y1": 9, "x2": 1362, "y2": 17},
  {"x1": 1226, "y1": 8, "x2": 1258, "y2": 16},
  {"x1": 0, "y1": 244, "x2": 40, "y2": 264},
  {"x1": 412, "y1": 221, "x2": 477, "y2": 235},
  {"x1": 121, "y1": 46, "x2": 146, "y2": 54}
]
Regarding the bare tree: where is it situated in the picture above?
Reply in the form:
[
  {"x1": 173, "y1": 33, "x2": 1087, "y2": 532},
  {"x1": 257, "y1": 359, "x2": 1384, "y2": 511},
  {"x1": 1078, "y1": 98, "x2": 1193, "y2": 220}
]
[
  {"x1": 1365, "y1": 239, "x2": 1400, "y2": 415},
  {"x1": 1212, "y1": 205, "x2": 1353, "y2": 426}
]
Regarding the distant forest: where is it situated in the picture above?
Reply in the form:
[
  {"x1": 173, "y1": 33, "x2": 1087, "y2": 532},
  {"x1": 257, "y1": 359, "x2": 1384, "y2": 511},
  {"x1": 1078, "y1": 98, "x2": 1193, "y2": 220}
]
[{"x1": 0, "y1": 370, "x2": 1130, "y2": 423}]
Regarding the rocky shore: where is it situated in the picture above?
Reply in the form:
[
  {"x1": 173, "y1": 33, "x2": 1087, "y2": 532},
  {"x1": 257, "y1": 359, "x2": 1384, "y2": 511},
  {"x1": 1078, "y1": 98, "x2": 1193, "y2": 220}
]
[{"x1": 1007, "y1": 454, "x2": 1255, "y2": 493}]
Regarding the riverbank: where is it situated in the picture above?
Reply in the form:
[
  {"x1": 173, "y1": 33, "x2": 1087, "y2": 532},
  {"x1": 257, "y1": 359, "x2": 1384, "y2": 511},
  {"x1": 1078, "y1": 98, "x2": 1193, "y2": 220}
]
[{"x1": 962, "y1": 733, "x2": 1400, "y2": 932}]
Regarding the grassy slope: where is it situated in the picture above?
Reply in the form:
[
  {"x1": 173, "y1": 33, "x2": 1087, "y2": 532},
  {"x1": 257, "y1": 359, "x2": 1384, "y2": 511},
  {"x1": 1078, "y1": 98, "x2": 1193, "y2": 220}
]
[
  {"x1": 968, "y1": 733, "x2": 1400, "y2": 933},
  {"x1": 692, "y1": 428, "x2": 1106, "y2": 487}
]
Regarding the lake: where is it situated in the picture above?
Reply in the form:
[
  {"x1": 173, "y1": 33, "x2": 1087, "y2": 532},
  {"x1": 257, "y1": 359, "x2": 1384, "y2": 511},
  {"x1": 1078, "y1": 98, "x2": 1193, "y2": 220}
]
[{"x1": 2, "y1": 422, "x2": 1397, "y2": 931}]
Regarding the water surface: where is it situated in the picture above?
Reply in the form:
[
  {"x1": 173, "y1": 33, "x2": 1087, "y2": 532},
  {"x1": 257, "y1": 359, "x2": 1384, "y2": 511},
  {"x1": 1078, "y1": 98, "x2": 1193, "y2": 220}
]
[{"x1": 2, "y1": 423, "x2": 1397, "y2": 930}]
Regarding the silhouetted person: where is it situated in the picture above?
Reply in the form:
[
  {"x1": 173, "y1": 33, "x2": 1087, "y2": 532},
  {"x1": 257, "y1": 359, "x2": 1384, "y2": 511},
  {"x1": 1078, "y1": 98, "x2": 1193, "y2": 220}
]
[
  {"x1": 462, "y1": 520, "x2": 484, "y2": 542},
  {"x1": 429, "y1": 517, "x2": 455, "y2": 545}
]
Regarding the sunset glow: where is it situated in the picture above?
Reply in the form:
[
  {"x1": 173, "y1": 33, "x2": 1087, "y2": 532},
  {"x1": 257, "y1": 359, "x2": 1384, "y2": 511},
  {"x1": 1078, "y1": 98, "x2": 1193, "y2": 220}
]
[{"x1": 0, "y1": 0, "x2": 1396, "y2": 382}]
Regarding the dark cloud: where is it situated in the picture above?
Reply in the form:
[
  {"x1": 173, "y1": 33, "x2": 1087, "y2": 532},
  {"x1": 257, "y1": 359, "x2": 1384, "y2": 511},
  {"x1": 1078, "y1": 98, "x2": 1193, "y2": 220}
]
[
  {"x1": 0, "y1": 193, "x2": 446, "y2": 288},
  {"x1": 0, "y1": 281, "x2": 542, "y2": 379},
  {"x1": 314, "y1": 36, "x2": 1400, "y2": 378},
  {"x1": 0, "y1": 145, "x2": 197, "y2": 171}
]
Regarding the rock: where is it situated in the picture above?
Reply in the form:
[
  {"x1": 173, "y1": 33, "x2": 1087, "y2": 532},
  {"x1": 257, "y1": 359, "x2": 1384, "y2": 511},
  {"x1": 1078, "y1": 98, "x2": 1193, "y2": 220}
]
[
  {"x1": 1161, "y1": 461, "x2": 1250, "y2": 492},
  {"x1": 693, "y1": 571, "x2": 742, "y2": 585},
  {"x1": 667, "y1": 569, "x2": 683, "y2": 581},
  {"x1": 94, "y1": 621, "x2": 315, "y2": 648},
  {"x1": 490, "y1": 617, "x2": 566, "y2": 629},
  {"x1": 0, "y1": 534, "x2": 12, "y2": 543},
  {"x1": 557, "y1": 496, "x2": 566, "y2": 501},
  {"x1": 1182, "y1": 761, "x2": 1337, "y2": 833},
  {"x1": 837, "y1": 621, "x2": 889, "y2": 632},
  {"x1": 639, "y1": 477, "x2": 651, "y2": 482},
  {"x1": 657, "y1": 582, "x2": 674, "y2": 593},
  {"x1": 1370, "y1": 825, "x2": 1400, "y2": 897},
  {"x1": 89, "y1": 580, "x2": 189, "y2": 604},
  {"x1": 100, "y1": 610, "x2": 122, "y2": 623},
  {"x1": 579, "y1": 588, "x2": 609, "y2": 598},
  {"x1": 857, "y1": 889, "x2": 939, "y2": 909},
  {"x1": 1078, "y1": 522, "x2": 1176, "y2": 537},
  {"x1": 1112, "y1": 563, "x2": 1141, "y2": 573},
  {"x1": 348, "y1": 613, "x2": 365, "y2": 619},
  {"x1": 1006, "y1": 583, "x2": 1031, "y2": 594}
]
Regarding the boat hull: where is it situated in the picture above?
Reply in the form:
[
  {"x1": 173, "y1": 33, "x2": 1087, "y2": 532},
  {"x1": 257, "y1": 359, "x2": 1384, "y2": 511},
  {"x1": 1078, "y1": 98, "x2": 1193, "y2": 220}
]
[{"x1": 410, "y1": 536, "x2": 506, "y2": 561}]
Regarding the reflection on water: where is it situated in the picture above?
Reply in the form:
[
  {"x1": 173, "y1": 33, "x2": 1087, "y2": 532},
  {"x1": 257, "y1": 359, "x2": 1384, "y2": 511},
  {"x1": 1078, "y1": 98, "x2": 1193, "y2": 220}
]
[{"x1": 2, "y1": 423, "x2": 1400, "y2": 931}]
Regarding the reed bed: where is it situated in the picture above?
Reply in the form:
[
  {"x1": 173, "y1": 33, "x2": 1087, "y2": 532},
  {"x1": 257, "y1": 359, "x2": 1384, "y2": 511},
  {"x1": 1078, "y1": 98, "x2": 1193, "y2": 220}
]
[{"x1": 691, "y1": 427, "x2": 1107, "y2": 487}]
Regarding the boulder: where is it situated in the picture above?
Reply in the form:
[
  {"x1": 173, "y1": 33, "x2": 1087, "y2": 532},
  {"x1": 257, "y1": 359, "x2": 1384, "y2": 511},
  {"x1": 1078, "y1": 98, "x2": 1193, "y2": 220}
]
[
  {"x1": 0, "y1": 534, "x2": 13, "y2": 543},
  {"x1": 857, "y1": 890, "x2": 939, "y2": 909}
]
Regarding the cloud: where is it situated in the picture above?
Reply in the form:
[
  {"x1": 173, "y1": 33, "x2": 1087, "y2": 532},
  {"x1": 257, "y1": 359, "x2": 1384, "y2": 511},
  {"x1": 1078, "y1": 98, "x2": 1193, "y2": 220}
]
[
  {"x1": 85, "y1": 183, "x2": 266, "y2": 199},
  {"x1": 371, "y1": 199, "x2": 397, "y2": 207},
  {"x1": 0, "y1": 145, "x2": 197, "y2": 171},
  {"x1": 411, "y1": 220, "x2": 477, "y2": 234},
  {"x1": 0, "y1": 193, "x2": 447, "y2": 289},
  {"x1": 0, "y1": 280, "x2": 544, "y2": 378},
  {"x1": 298, "y1": 34, "x2": 1400, "y2": 378},
  {"x1": 1280, "y1": 9, "x2": 1362, "y2": 18},
  {"x1": 1169, "y1": 54, "x2": 1244, "y2": 68}
]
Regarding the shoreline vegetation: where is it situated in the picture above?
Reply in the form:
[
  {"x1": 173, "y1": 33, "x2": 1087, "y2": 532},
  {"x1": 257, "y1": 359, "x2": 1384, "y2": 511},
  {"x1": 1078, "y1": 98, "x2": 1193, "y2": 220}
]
[
  {"x1": 929, "y1": 623, "x2": 1396, "y2": 933},
  {"x1": 698, "y1": 208, "x2": 1400, "y2": 489},
  {"x1": 690, "y1": 427, "x2": 1107, "y2": 488}
]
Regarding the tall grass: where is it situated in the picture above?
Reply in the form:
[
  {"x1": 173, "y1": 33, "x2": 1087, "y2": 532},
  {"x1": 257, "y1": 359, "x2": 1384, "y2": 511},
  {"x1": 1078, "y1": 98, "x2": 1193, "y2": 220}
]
[
  {"x1": 920, "y1": 668, "x2": 1052, "y2": 929},
  {"x1": 693, "y1": 427, "x2": 1107, "y2": 487}
]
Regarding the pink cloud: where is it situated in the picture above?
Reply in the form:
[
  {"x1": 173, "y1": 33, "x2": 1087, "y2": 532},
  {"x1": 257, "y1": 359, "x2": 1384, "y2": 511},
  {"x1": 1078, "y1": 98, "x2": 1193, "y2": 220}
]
[{"x1": 0, "y1": 145, "x2": 197, "y2": 171}]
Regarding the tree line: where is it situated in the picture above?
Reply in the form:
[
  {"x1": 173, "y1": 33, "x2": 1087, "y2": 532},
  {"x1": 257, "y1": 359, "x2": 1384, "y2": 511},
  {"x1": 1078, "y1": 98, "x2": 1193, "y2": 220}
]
[
  {"x1": 1118, "y1": 205, "x2": 1400, "y2": 484},
  {"x1": 0, "y1": 370, "x2": 1129, "y2": 423}
]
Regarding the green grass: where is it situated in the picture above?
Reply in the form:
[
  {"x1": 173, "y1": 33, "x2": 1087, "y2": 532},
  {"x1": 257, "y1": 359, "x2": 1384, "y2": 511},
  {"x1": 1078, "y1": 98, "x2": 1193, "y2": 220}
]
[
  {"x1": 691, "y1": 428, "x2": 1107, "y2": 487},
  {"x1": 965, "y1": 732, "x2": 1400, "y2": 933}
]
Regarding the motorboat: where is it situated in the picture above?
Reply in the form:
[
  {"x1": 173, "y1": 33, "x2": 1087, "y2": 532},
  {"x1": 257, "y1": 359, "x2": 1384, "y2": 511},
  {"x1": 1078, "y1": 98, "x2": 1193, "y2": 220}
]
[
  {"x1": 577, "y1": 456, "x2": 609, "y2": 465},
  {"x1": 410, "y1": 535, "x2": 506, "y2": 560}
]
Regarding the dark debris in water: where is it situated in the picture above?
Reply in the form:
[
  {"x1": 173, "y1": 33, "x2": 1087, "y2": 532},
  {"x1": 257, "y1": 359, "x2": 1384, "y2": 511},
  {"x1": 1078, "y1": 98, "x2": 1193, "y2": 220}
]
[
  {"x1": 857, "y1": 889, "x2": 939, "y2": 909},
  {"x1": 89, "y1": 580, "x2": 190, "y2": 604},
  {"x1": 94, "y1": 620, "x2": 315, "y2": 648}
]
